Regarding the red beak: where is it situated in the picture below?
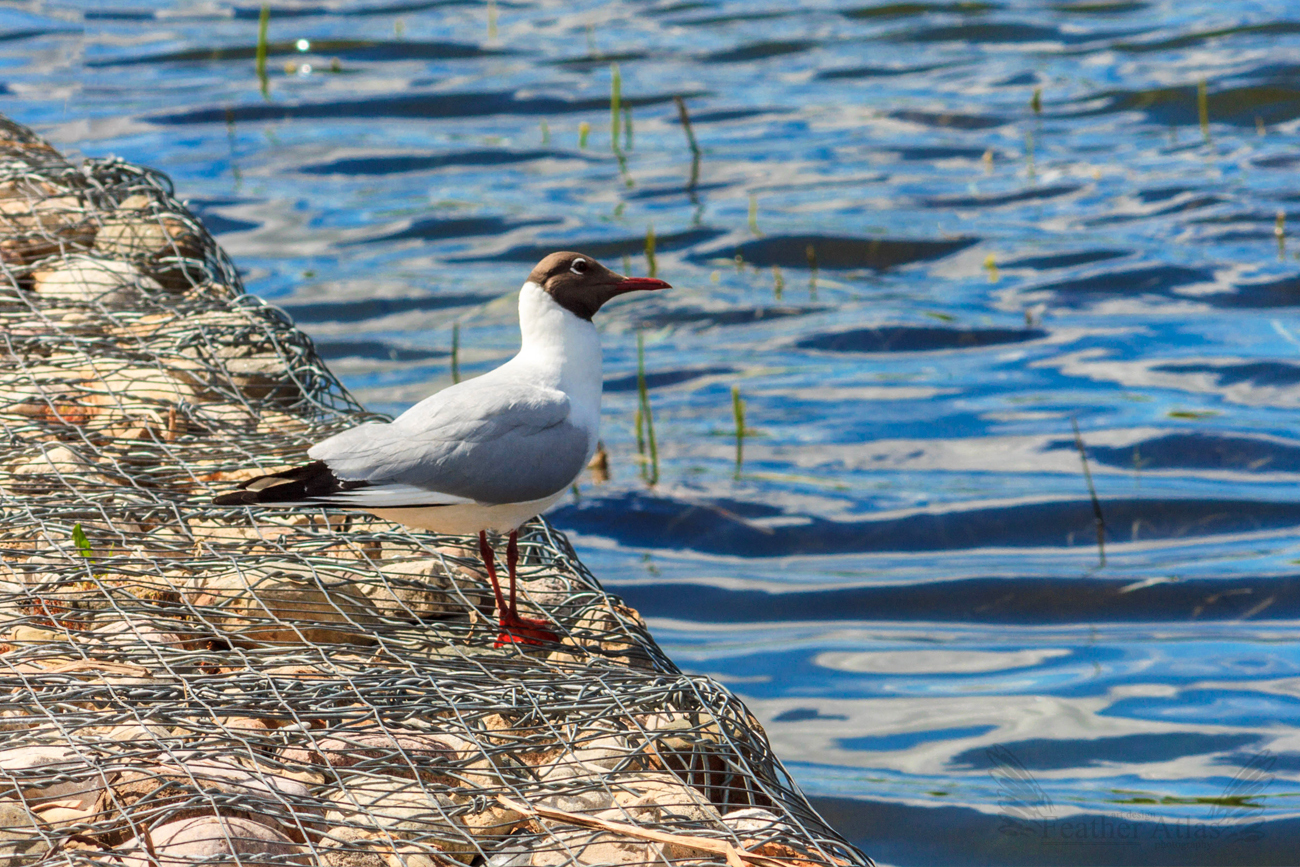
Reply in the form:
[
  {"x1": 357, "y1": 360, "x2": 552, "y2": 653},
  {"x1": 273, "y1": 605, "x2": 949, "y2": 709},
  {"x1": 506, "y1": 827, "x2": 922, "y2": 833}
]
[{"x1": 618, "y1": 277, "x2": 671, "y2": 291}]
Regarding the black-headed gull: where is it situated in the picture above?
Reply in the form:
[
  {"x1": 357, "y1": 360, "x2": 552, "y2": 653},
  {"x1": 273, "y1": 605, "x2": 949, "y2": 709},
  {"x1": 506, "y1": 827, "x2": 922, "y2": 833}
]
[{"x1": 214, "y1": 252, "x2": 670, "y2": 645}]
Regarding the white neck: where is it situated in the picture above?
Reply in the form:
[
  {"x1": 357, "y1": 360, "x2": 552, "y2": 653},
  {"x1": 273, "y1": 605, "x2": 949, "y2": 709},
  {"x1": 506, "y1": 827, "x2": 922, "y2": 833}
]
[{"x1": 511, "y1": 282, "x2": 603, "y2": 438}]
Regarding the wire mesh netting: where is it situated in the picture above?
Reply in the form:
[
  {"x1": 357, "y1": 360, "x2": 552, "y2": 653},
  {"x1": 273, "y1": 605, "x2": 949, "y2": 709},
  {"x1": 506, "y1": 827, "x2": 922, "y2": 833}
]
[{"x1": 0, "y1": 115, "x2": 873, "y2": 867}]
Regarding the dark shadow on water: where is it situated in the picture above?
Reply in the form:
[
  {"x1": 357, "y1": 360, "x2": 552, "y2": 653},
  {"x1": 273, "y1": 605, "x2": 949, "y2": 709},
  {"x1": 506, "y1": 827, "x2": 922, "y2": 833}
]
[
  {"x1": 612, "y1": 574, "x2": 1300, "y2": 625},
  {"x1": 690, "y1": 235, "x2": 977, "y2": 270},
  {"x1": 841, "y1": 2, "x2": 997, "y2": 20},
  {"x1": 926, "y1": 184, "x2": 1081, "y2": 208},
  {"x1": 796, "y1": 325, "x2": 1045, "y2": 353},
  {"x1": 554, "y1": 493, "x2": 1300, "y2": 559},
  {"x1": 1027, "y1": 265, "x2": 1214, "y2": 307},
  {"x1": 701, "y1": 40, "x2": 818, "y2": 63},
  {"x1": 154, "y1": 90, "x2": 703, "y2": 125},
  {"x1": 454, "y1": 228, "x2": 725, "y2": 263},
  {"x1": 604, "y1": 366, "x2": 734, "y2": 393},
  {"x1": 299, "y1": 150, "x2": 588, "y2": 176},
  {"x1": 844, "y1": 725, "x2": 998, "y2": 753},
  {"x1": 637, "y1": 306, "x2": 823, "y2": 330},
  {"x1": 354, "y1": 215, "x2": 558, "y2": 245},
  {"x1": 1003, "y1": 250, "x2": 1128, "y2": 270},
  {"x1": 549, "y1": 51, "x2": 651, "y2": 70},
  {"x1": 949, "y1": 733, "x2": 1263, "y2": 771},
  {"x1": 902, "y1": 21, "x2": 1113, "y2": 44},
  {"x1": 1103, "y1": 689, "x2": 1300, "y2": 728},
  {"x1": 1065, "y1": 432, "x2": 1300, "y2": 474},
  {"x1": 817, "y1": 64, "x2": 946, "y2": 80},
  {"x1": 1067, "y1": 78, "x2": 1300, "y2": 128},
  {"x1": 773, "y1": 707, "x2": 849, "y2": 722},
  {"x1": 810, "y1": 795, "x2": 1300, "y2": 867},
  {"x1": 282, "y1": 293, "x2": 491, "y2": 323},
  {"x1": 889, "y1": 108, "x2": 1006, "y2": 129},
  {"x1": 1112, "y1": 21, "x2": 1300, "y2": 54},
  {"x1": 230, "y1": 2, "x2": 476, "y2": 20},
  {"x1": 886, "y1": 144, "x2": 991, "y2": 160},
  {"x1": 90, "y1": 39, "x2": 503, "y2": 67}
]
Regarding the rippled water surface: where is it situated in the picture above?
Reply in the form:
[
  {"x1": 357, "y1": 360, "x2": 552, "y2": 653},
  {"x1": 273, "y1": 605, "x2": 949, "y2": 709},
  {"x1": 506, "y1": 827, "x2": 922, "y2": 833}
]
[{"x1": 10, "y1": 0, "x2": 1300, "y2": 862}]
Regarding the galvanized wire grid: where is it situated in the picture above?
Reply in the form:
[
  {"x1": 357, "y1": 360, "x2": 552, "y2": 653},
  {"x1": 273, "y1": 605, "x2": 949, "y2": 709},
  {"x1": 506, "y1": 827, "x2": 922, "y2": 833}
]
[{"x1": 0, "y1": 115, "x2": 871, "y2": 867}]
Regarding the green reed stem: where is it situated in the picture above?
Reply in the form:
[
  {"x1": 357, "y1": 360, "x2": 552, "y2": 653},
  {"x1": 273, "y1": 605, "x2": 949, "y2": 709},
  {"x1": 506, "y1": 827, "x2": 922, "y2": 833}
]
[
  {"x1": 488, "y1": 0, "x2": 498, "y2": 39},
  {"x1": 748, "y1": 194, "x2": 761, "y2": 236},
  {"x1": 645, "y1": 223, "x2": 657, "y2": 278},
  {"x1": 624, "y1": 106, "x2": 633, "y2": 150},
  {"x1": 773, "y1": 265, "x2": 783, "y2": 301},
  {"x1": 637, "y1": 332, "x2": 658, "y2": 485},
  {"x1": 1197, "y1": 78, "x2": 1210, "y2": 142},
  {"x1": 255, "y1": 4, "x2": 270, "y2": 98},
  {"x1": 578, "y1": 121, "x2": 590, "y2": 149},
  {"x1": 731, "y1": 386, "x2": 745, "y2": 478},
  {"x1": 610, "y1": 64, "x2": 622, "y2": 151}
]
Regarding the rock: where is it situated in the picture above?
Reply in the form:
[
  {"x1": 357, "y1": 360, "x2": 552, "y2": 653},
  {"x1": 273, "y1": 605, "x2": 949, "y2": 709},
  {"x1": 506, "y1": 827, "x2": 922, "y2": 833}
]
[
  {"x1": 95, "y1": 193, "x2": 206, "y2": 291},
  {"x1": 0, "y1": 799, "x2": 48, "y2": 865},
  {"x1": 0, "y1": 744, "x2": 102, "y2": 809},
  {"x1": 32, "y1": 255, "x2": 161, "y2": 306},
  {"x1": 7, "y1": 445, "x2": 115, "y2": 487},
  {"x1": 105, "y1": 756, "x2": 319, "y2": 843},
  {"x1": 532, "y1": 760, "x2": 616, "y2": 814},
  {"x1": 362, "y1": 557, "x2": 479, "y2": 621},
  {"x1": 279, "y1": 729, "x2": 466, "y2": 783},
  {"x1": 0, "y1": 178, "x2": 94, "y2": 263},
  {"x1": 530, "y1": 825, "x2": 697, "y2": 867},
  {"x1": 85, "y1": 617, "x2": 184, "y2": 650},
  {"x1": 323, "y1": 779, "x2": 477, "y2": 863},
  {"x1": 609, "y1": 772, "x2": 724, "y2": 828},
  {"x1": 531, "y1": 779, "x2": 725, "y2": 867},
  {"x1": 184, "y1": 564, "x2": 383, "y2": 646},
  {"x1": 159, "y1": 309, "x2": 298, "y2": 403},
  {"x1": 721, "y1": 807, "x2": 794, "y2": 842},
  {"x1": 115, "y1": 815, "x2": 307, "y2": 866},
  {"x1": 319, "y1": 825, "x2": 447, "y2": 867}
]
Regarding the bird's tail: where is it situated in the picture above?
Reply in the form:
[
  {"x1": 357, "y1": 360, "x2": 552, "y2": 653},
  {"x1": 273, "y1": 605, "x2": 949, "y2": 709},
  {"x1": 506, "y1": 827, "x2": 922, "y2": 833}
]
[{"x1": 212, "y1": 460, "x2": 367, "y2": 506}]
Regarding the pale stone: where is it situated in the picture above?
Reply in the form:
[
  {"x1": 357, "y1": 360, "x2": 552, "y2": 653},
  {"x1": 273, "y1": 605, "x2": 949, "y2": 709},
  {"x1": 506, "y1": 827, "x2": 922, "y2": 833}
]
[
  {"x1": 95, "y1": 193, "x2": 203, "y2": 262},
  {"x1": 318, "y1": 826, "x2": 443, "y2": 867},
  {"x1": 0, "y1": 745, "x2": 101, "y2": 809},
  {"x1": 0, "y1": 799, "x2": 48, "y2": 865},
  {"x1": 608, "y1": 773, "x2": 723, "y2": 828},
  {"x1": 108, "y1": 756, "x2": 320, "y2": 842},
  {"x1": 279, "y1": 729, "x2": 467, "y2": 781},
  {"x1": 324, "y1": 779, "x2": 477, "y2": 863},
  {"x1": 32, "y1": 255, "x2": 161, "y2": 306},
  {"x1": 116, "y1": 815, "x2": 308, "y2": 866},
  {"x1": 184, "y1": 563, "x2": 384, "y2": 646}
]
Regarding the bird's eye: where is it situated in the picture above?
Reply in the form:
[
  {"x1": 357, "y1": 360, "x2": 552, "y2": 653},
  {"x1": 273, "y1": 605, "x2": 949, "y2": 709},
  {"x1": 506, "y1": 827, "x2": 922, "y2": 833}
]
[{"x1": 570, "y1": 258, "x2": 588, "y2": 275}]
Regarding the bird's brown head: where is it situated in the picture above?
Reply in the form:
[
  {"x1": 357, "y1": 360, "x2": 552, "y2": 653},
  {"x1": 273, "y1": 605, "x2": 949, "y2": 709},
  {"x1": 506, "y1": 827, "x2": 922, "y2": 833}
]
[{"x1": 528, "y1": 251, "x2": 670, "y2": 321}]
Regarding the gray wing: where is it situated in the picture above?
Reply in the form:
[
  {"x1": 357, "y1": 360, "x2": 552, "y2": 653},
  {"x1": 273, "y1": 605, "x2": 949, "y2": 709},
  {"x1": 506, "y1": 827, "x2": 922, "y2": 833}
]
[{"x1": 307, "y1": 377, "x2": 591, "y2": 505}]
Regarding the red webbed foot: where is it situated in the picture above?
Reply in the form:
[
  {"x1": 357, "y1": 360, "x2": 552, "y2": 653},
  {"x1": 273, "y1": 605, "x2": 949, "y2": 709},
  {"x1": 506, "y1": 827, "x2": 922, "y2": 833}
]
[{"x1": 494, "y1": 612, "x2": 559, "y2": 647}]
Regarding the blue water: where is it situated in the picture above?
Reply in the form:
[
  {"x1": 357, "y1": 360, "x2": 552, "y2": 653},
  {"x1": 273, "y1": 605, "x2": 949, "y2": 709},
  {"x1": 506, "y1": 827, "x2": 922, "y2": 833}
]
[{"x1": 8, "y1": 1, "x2": 1300, "y2": 863}]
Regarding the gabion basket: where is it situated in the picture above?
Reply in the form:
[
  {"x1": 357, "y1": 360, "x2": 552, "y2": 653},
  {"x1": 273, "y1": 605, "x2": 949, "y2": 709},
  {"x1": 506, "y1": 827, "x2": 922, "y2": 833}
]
[{"x1": 0, "y1": 114, "x2": 872, "y2": 867}]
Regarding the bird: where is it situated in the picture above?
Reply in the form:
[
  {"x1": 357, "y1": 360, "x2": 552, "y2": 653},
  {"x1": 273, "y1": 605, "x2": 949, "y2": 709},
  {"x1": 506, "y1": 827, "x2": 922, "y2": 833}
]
[{"x1": 214, "y1": 252, "x2": 669, "y2": 646}]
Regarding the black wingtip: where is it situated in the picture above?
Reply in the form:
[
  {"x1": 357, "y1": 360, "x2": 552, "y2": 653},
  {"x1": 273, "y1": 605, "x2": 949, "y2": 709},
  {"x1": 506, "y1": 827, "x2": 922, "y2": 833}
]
[{"x1": 212, "y1": 460, "x2": 368, "y2": 507}]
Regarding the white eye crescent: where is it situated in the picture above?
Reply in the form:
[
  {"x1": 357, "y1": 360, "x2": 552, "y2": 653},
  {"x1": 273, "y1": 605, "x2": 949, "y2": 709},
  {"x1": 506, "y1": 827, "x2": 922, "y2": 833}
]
[{"x1": 570, "y1": 258, "x2": 588, "y2": 275}]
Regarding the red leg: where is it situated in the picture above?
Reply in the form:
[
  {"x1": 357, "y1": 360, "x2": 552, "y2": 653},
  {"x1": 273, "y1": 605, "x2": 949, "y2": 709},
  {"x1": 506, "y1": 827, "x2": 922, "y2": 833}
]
[
  {"x1": 506, "y1": 530, "x2": 519, "y2": 617},
  {"x1": 478, "y1": 531, "x2": 508, "y2": 616},
  {"x1": 494, "y1": 530, "x2": 559, "y2": 647}
]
